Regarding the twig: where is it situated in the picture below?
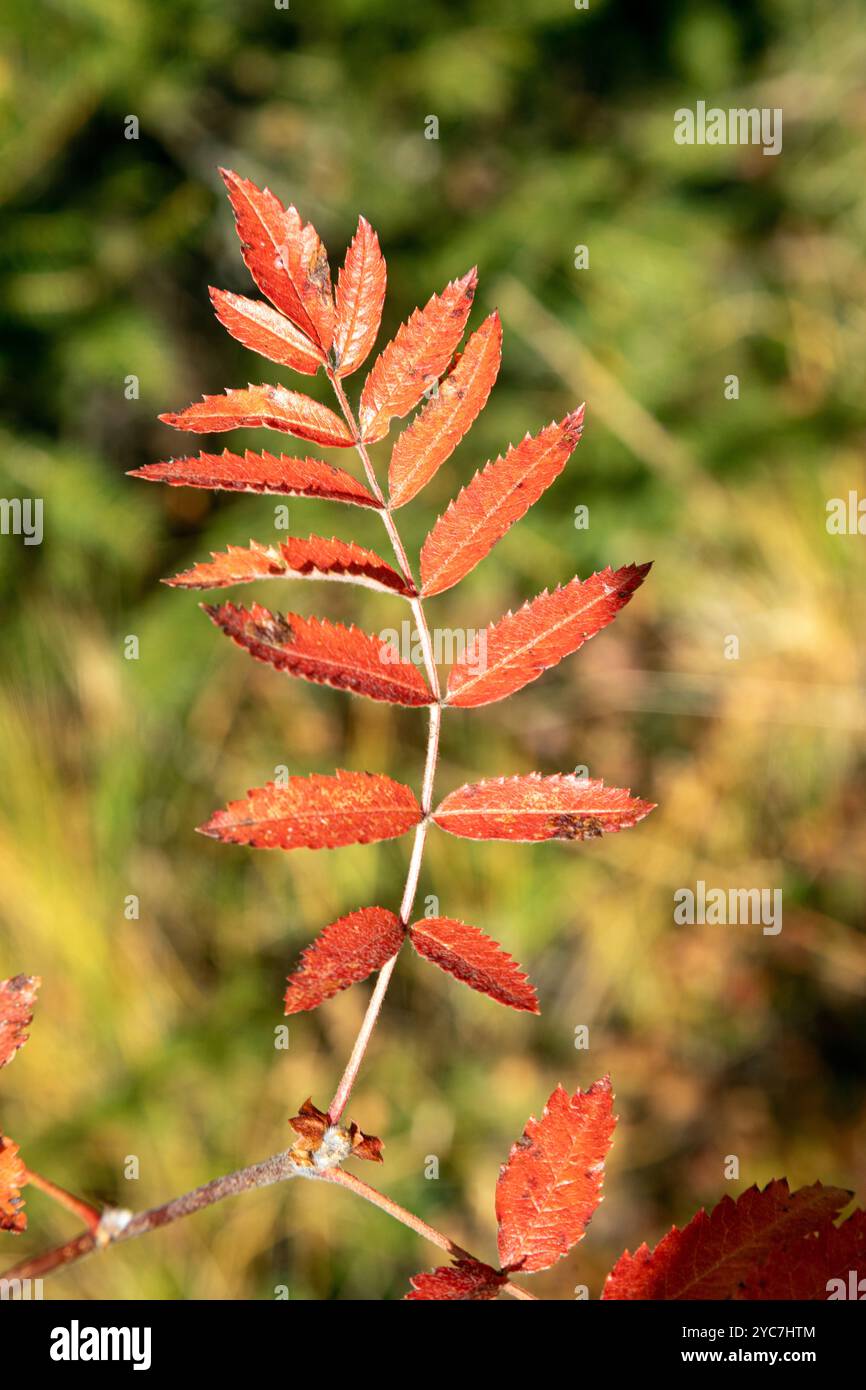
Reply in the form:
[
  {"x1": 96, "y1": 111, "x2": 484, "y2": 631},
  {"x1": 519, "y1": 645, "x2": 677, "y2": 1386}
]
[{"x1": 5, "y1": 1151, "x2": 535, "y2": 1298}]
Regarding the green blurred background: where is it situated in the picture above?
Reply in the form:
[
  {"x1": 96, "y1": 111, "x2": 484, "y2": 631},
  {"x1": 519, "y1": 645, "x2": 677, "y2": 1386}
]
[{"x1": 1, "y1": 0, "x2": 865, "y2": 1299}]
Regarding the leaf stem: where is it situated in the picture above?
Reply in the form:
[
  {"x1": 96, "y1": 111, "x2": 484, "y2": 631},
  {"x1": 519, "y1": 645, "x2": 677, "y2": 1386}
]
[
  {"x1": 24, "y1": 1168, "x2": 102, "y2": 1232},
  {"x1": 324, "y1": 370, "x2": 443, "y2": 1124}
]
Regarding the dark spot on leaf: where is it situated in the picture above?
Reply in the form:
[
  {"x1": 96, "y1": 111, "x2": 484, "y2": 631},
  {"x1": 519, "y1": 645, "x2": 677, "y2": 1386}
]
[{"x1": 549, "y1": 813, "x2": 604, "y2": 840}]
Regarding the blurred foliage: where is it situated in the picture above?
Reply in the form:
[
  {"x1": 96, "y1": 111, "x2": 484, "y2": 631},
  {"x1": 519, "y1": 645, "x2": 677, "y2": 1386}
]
[{"x1": 1, "y1": 0, "x2": 865, "y2": 1300}]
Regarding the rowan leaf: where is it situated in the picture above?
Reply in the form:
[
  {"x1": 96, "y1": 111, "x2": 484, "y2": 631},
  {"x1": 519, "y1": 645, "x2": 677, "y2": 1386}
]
[
  {"x1": 220, "y1": 168, "x2": 334, "y2": 350},
  {"x1": 496, "y1": 1077, "x2": 615, "y2": 1274},
  {"x1": 742, "y1": 1209, "x2": 866, "y2": 1300},
  {"x1": 358, "y1": 270, "x2": 477, "y2": 443},
  {"x1": 129, "y1": 449, "x2": 380, "y2": 508},
  {"x1": 389, "y1": 312, "x2": 502, "y2": 509},
  {"x1": 408, "y1": 917, "x2": 539, "y2": 1014},
  {"x1": 420, "y1": 409, "x2": 584, "y2": 597},
  {"x1": 433, "y1": 774, "x2": 655, "y2": 843},
  {"x1": 166, "y1": 535, "x2": 415, "y2": 597},
  {"x1": 284, "y1": 907, "x2": 404, "y2": 1014},
  {"x1": 0, "y1": 974, "x2": 40, "y2": 1070},
  {"x1": 209, "y1": 287, "x2": 326, "y2": 374},
  {"x1": 446, "y1": 563, "x2": 651, "y2": 708},
  {"x1": 602, "y1": 1179, "x2": 853, "y2": 1300},
  {"x1": 333, "y1": 216, "x2": 387, "y2": 378},
  {"x1": 405, "y1": 1259, "x2": 507, "y2": 1301},
  {"x1": 198, "y1": 770, "x2": 423, "y2": 851},
  {"x1": 0, "y1": 1134, "x2": 28, "y2": 1234},
  {"x1": 159, "y1": 386, "x2": 353, "y2": 448},
  {"x1": 203, "y1": 602, "x2": 433, "y2": 706}
]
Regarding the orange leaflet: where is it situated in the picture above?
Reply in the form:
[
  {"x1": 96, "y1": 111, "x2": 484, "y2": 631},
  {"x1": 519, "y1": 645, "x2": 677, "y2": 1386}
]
[
  {"x1": 408, "y1": 917, "x2": 538, "y2": 1013},
  {"x1": 284, "y1": 908, "x2": 404, "y2": 1014},
  {"x1": 389, "y1": 313, "x2": 502, "y2": 509},
  {"x1": 220, "y1": 168, "x2": 334, "y2": 351},
  {"x1": 0, "y1": 1135, "x2": 28, "y2": 1234},
  {"x1": 496, "y1": 1078, "x2": 615, "y2": 1274},
  {"x1": 198, "y1": 770, "x2": 423, "y2": 851},
  {"x1": 129, "y1": 449, "x2": 380, "y2": 507},
  {"x1": 159, "y1": 386, "x2": 354, "y2": 448},
  {"x1": 433, "y1": 773, "x2": 655, "y2": 843},
  {"x1": 359, "y1": 270, "x2": 477, "y2": 443},
  {"x1": 333, "y1": 216, "x2": 387, "y2": 378},
  {"x1": 447, "y1": 563, "x2": 651, "y2": 708},
  {"x1": 203, "y1": 602, "x2": 434, "y2": 706},
  {"x1": 165, "y1": 536, "x2": 415, "y2": 597},
  {"x1": 209, "y1": 288, "x2": 326, "y2": 373},
  {"x1": 420, "y1": 409, "x2": 584, "y2": 596},
  {"x1": 0, "y1": 974, "x2": 40, "y2": 1070}
]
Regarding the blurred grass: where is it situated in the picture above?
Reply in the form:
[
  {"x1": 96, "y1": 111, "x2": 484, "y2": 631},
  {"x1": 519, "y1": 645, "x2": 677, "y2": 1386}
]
[{"x1": 1, "y1": 0, "x2": 865, "y2": 1299}]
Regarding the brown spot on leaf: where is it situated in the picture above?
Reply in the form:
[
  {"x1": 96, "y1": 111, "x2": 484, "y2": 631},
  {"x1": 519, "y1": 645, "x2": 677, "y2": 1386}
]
[{"x1": 548, "y1": 813, "x2": 604, "y2": 840}]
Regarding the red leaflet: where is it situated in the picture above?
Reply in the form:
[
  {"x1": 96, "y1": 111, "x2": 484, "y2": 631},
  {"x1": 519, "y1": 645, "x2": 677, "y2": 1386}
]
[
  {"x1": 408, "y1": 917, "x2": 539, "y2": 1013},
  {"x1": 496, "y1": 1077, "x2": 615, "y2": 1273},
  {"x1": 209, "y1": 288, "x2": 326, "y2": 374},
  {"x1": 0, "y1": 1134, "x2": 28, "y2": 1234},
  {"x1": 284, "y1": 907, "x2": 404, "y2": 1014},
  {"x1": 389, "y1": 313, "x2": 502, "y2": 509},
  {"x1": 198, "y1": 770, "x2": 423, "y2": 851},
  {"x1": 358, "y1": 270, "x2": 478, "y2": 443},
  {"x1": 447, "y1": 563, "x2": 651, "y2": 708},
  {"x1": 204, "y1": 603, "x2": 434, "y2": 706},
  {"x1": 405, "y1": 1259, "x2": 507, "y2": 1301},
  {"x1": 129, "y1": 449, "x2": 380, "y2": 508},
  {"x1": 0, "y1": 973, "x2": 40, "y2": 1070},
  {"x1": 602, "y1": 1180, "x2": 852, "y2": 1300},
  {"x1": 333, "y1": 216, "x2": 387, "y2": 378},
  {"x1": 420, "y1": 410, "x2": 584, "y2": 596},
  {"x1": 220, "y1": 168, "x2": 334, "y2": 351},
  {"x1": 159, "y1": 386, "x2": 353, "y2": 448},
  {"x1": 433, "y1": 774, "x2": 655, "y2": 843},
  {"x1": 166, "y1": 535, "x2": 414, "y2": 597},
  {"x1": 742, "y1": 1209, "x2": 866, "y2": 1300}
]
